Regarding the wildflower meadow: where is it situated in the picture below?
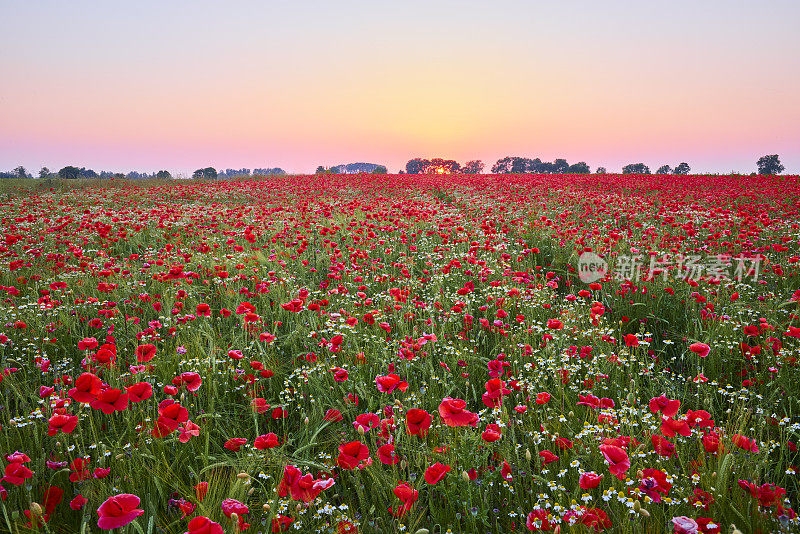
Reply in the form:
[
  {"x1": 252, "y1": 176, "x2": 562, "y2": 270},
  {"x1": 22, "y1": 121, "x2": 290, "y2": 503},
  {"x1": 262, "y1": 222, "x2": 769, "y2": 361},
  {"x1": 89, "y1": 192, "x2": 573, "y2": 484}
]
[{"x1": 0, "y1": 172, "x2": 799, "y2": 534}]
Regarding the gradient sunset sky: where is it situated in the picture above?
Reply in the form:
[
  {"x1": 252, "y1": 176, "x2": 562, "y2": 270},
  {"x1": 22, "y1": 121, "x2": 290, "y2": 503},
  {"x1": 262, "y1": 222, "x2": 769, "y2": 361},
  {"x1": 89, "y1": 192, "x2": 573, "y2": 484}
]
[{"x1": 2, "y1": 1, "x2": 799, "y2": 175}]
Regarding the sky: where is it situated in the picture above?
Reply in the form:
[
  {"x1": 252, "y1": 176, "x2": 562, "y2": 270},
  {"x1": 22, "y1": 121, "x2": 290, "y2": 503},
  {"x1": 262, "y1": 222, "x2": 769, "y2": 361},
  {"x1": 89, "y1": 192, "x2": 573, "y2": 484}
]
[{"x1": 2, "y1": 0, "x2": 799, "y2": 175}]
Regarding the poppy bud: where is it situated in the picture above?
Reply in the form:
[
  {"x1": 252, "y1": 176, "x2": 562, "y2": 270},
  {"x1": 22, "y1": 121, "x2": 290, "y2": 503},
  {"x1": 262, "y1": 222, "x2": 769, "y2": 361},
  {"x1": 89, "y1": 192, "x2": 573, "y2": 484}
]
[
  {"x1": 30, "y1": 503, "x2": 43, "y2": 517},
  {"x1": 415, "y1": 530, "x2": 430, "y2": 534},
  {"x1": 568, "y1": 411, "x2": 574, "y2": 418},
  {"x1": 462, "y1": 470, "x2": 470, "y2": 481},
  {"x1": 633, "y1": 500, "x2": 641, "y2": 512},
  {"x1": 230, "y1": 512, "x2": 238, "y2": 523},
  {"x1": 296, "y1": 503, "x2": 302, "y2": 512},
  {"x1": 639, "y1": 508, "x2": 650, "y2": 517},
  {"x1": 525, "y1": 449, "x2": 532, "y2": 461},
  {"x1": 237, "y1": 472, "x2": 249, "y2": 479},
  {"x1": 357, "y1": 425, "x2": 366, "y2": 435},
  {"x1": 304, "y1": 417, "x2": 309, "y2": 426},
  {"x1": 248, "y1": 488, "x2": 255, "y2": 495},
  {"x1": 263, "y1": 504, "x2": 270, "y2": 511}
]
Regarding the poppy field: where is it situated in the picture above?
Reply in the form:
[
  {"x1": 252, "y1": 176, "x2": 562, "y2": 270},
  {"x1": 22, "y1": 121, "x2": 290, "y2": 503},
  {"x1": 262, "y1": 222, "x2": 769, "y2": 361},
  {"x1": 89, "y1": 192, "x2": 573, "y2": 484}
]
[{"x1": 1, "y1": 172, "x2": 800, "y2": 534}]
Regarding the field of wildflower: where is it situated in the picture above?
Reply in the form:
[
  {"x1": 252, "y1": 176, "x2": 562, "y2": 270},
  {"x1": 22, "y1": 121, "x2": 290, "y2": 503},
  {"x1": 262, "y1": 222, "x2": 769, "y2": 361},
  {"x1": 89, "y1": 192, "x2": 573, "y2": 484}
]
[{"x1": 0, "y1": 173, "x2": 799, "y2": 534}]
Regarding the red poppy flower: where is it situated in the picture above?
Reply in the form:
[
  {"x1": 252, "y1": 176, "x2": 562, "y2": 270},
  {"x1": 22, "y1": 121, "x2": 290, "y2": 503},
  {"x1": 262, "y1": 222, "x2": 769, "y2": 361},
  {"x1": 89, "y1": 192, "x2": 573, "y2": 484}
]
[
  {"x1": 3, "y1": 461, "x2": 33, "y2": 485},
  {"x1": 152, "y1": 400, "x2": 189, "y2": 438},
  {"x1": 579, "y1": 471, "x2": 603, "y2": 489},
  {"x1": 438, "y1": 397, "x2": 478, "y2": 427},
  {"x1": 482, "y1": 423, "x2": 502, "y2": 442},
  {"x1": 255, "y1": 433, "x2": 280, "y2": 449},
  {"x1": 224, "y1": 438, "x2": 248, "y2": 451},
  {"x1": 96, "y1": 494, "x2": 144, "y2": 530},
  {"x1": 648, "y1": 395, "x2": 680, "y2": 418},
  {"x1": 126, "y1": 382, "x2": 153, "y2": 403},
  {"x1": 624, "y1": 334, "x2": 639, "y2": 347},
  {"x1": 48, "y1": 413, "x2": 78, "y2": 435},
  {"x1": 378, "y1": 444, "x2": 401, "y2": 465},
  {"x1": 599, "y1": 444, "x2": 630, "y2": 479},
  {"x1": 482, "y1": 378, "x2": 510, "y2": 408},
  {"x1": 187, "y1": 516, "x2": 224, "y2": 534},
  {"x1": 660, "y1": 416, "x2": 691, "y2": 438},
  {"x1": 135, "y1": 344, "x2": 157, "y2": 363},
  {"x1": 391, "y1": 482, "x2": 418, "y2": 516},
  {"x1": 689, "y1": 342, "x2": 710, "y2": 357},
  {"x1": 375, "y1": 373, "x2": 408, "y2": 393},
  {"x1": 405, "y1": 408, "x2": 431, "y2": 437},
  {"x1": 180, "y1": 372, "x2": 202, "y2": 392},
  {"x1": 90, "y1": 388, "x2": 129, "y2": 414},
  {"x1": 68, "y1": 372, "x2": 103, "y2": 403},
  {"x1": 424, "y1": 462, "x2": 451, "y2": 484},
  {"x1": 324, "y1": 408, "x2": 343, "y2": 422},
  {"x1": 70, "y1": 494, "x2": 88, "y2": 510},
  {"x1": 337, "y1": 441, "x2": 369, "y2": 470}
]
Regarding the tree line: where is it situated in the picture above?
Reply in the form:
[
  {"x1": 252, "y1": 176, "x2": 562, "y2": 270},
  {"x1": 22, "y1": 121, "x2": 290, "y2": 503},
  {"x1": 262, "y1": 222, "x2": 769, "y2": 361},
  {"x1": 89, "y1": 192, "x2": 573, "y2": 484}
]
[{"x1": 0, "y1": 155, "x2": 788, "y2": 179}]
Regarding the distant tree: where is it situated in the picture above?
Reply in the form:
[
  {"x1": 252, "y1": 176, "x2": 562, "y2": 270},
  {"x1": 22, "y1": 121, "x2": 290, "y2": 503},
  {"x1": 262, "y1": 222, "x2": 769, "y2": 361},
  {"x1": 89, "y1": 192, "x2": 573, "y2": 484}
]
[
  {"x1": 566, "y1": 162, "x2": 590, "y2": 174},
  {"x1": 529, "y1": 158, "x2": 545, "y2": 173},
  {"x1": 253, "y1": 168, "x2": 285, "y2": 176},
  {"x1": 58, "y1": 166, "x2": 81, "y2": 180},
  {"x1": 13, "y1": 166, "x2": 28, "y2": 179},
  {"x1": 538, "y1": 161, "x2": 555, "y2": 174},
  {"x1": 429, "y1": 158, "x2": 461, "y2": 173},
  {"x1": 596, "y1": 167, "x2": 607, "y2": 174},
  {"x1": 80, "y1": 168, "x2": 98, "y2": 179},
  {"x1": 757, "y1": 154, "x2": 784, "y2": 175},
  {"x1": 491, "y1": 157, "x2": 512, "y2": 174},
  {"x1": 315, "y1": 166, "x2": 326, "y2": 175},
  {"x1": 373, "y1": 165, "x2": 388, "y2": 174},
  {"x1": 192, "y1": 167, "x2": 217, "y2": 179},
  {"x1": 38, "y1": 167, "x2": 51, "y2": 179},
  {"x1": 673, "y1": 162, "x2": 691, "y2": 175},
  {"x1": 656, "y1": 165, "x2": 672, "y2": 175},
  {"x1": 622, "y1": 163, "x2": 651, "y2": 174},
  {"x1": 406, "y1": 158, "x2": 431, "y2": 174},
  {"x1": 156, "y1": 170, "x2": 172, "y2": 180},
  {"x1": 462, "y1": 160, "x2": 484, "y2": 174},
  {"x1": 552, "y1": 159, "x2": 569, "y2": 174}
]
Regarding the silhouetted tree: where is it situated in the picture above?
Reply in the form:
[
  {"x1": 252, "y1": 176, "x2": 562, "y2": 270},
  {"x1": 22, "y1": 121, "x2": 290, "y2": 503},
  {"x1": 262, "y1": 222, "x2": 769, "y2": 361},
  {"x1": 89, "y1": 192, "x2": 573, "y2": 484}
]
[
  {"x1": 462, "y1": 160, "x2": 484, "y2": 174},
  {"x1": 192, "y1": 167, "x2": 217, "y2": 179},
  {"x1": 13, "y1": 166, "x2": 28, "y2": 179},
  {"x1": 405, "y1": 158, "x2": 431, "y2": 174},
  {"x1": 673, "y1": 162, "x2": 691, "y2": 175},
  {"x1": 429, "y1": 158, "x2": 461, "y2": 173},
  {"x1": 315, "y1": 166, "x2": 326, "y2": 174},
  {"x1": 757, "y1": 154, "x2": 784, "y2": 175},
  {"x1": 38, "y1": 167, "x2": 51, "y2": 179},
  {"x1": 596, "y1": 167, "x2": 607, "y2": 174},
  {"x1": 156, "y1": 170, "x2": 172, "y2": 180},
  {"x1": 622, "y1": 163, "x2": 651, "y2": 174},
  {"x1": 566, "y1": 162, "x2": 590, "y2": 173},
  {"x1": 656, "y1": 165, "x2": 672, "y2": 175},
  {"x1": 551, "y1": 158, "x2": 569, "y2": 173},
  {"x1": 373, "y1": 165, "x2": 388, "y2": 174},
  {"x1": 58, "y1": 166, "x2": 81, "y2": 180}
]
